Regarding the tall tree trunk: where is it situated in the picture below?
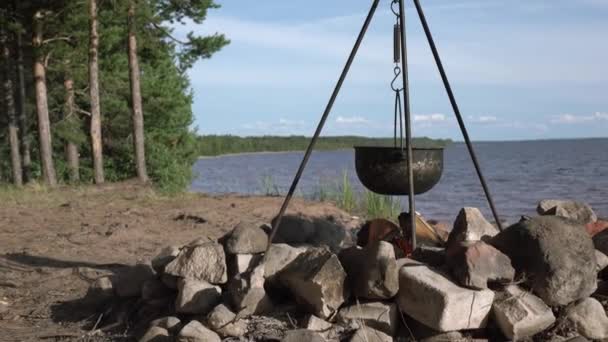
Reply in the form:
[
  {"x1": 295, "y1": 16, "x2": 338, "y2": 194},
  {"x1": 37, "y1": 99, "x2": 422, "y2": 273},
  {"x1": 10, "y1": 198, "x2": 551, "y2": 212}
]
[
  {"x1": 1, "y1": 31, "x2": 23, "y2": 186},
  {"x1": 15, "y1": 28, "x2": 32, "y2": 183},
  {"x1": 89, "y1": 0, "x2": 104, "y2": 184},
  {"x1": 64, "y1": 77, "x2": 80, "y2": 182},
  {"x1": 33, "y1": 11, "x2": 57, "y2": 187},
  {"x1": 128, "y1": 0, "x2": 148, "y2": 182}
]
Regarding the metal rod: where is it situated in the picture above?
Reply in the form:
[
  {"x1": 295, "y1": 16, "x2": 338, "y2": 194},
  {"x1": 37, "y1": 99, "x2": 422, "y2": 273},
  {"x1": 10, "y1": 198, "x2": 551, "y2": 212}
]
[
  {"x1": 411, "y1": 0, "x2": 503, "y2": 230},
  {"x1": 265, "y1": 0, "x2": 381, "y2": 252},
  {"x1": 397, "y1": 0, "x2": 417, "y2": 250}
]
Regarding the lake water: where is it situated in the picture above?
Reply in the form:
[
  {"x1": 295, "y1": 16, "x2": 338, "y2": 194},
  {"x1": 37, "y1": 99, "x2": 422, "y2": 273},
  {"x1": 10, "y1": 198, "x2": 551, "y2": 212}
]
[{"x1": 190, "y1": 138, "x2": 608, "y2": 224}]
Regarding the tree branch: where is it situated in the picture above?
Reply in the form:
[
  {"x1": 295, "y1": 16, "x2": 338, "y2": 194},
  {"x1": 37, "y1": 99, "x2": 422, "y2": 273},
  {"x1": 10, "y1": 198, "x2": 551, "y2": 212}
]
[
  {"x1": 42, "y1": 37, "x2": 71, "y2": 45},
  {"x1": 75, "y1": 108, "x2": 91, "y2": 116},
  {"x1": 152, "y1": 22, "x2": 187, "y2": 45}
]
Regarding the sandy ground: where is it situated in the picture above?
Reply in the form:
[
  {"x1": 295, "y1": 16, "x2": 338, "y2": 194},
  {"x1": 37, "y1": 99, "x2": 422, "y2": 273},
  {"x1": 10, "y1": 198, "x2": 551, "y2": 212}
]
[{"x1": 0, "y1": 181, "x2": 357, "y2": 341}]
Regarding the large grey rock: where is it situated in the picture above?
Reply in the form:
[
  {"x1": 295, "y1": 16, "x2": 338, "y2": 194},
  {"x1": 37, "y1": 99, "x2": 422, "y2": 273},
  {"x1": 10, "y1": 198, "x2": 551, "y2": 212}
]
[
  {"x1": 492, "y1": 285, "x2": 556, "y2": 340},
  {"x1": 175, "y1": 278, "x2": 222, "y2": 314},
  {"x1": 282, "y1": 329, "x2": 326, "y2": 342},
  {"x1": 224, "y1": 221, "x2": 269, "y2": 254},
  {"x1": 151, "y1": 245, "x2": 180, "y2": 274},
  {"x1": 537, "y1": 199, "x2": 597, "y2": 224},
  {"x1": 350, "y1": 327, "x2": 393, "y2": 342},
  {"x1": 264, "y1": 244, "x2": 309, "y2": 280},
  {"x1": 278, "y1": 247, "x2": 348, "y2": 319},
  {"x1": 271, "y1": 214, "x2": 352, "y2": 252},
  {"x1": 139, "y1": 326, "x2": 171, "y2": 342},
  {"x1": 337, "y1": 301, "x2": 398, "y2": 336},
  {"x1": 165, "y1": 241, "x2": 227, "y2": 284},
  {"x1": 339, "y1": 241, "x2": 399, "y2": 300},
  {"x1": 490, "y1": 216, "x2": 597, "y2": 306},
  {"x1": 565, "y1": 298, "x2": 608, "y2": 340},
  {"x1": 113, "y1": 264, "x2": 156, "y2": 298},
  {"x1": 227, "y1": 263, "x2": 273, "y2": 317},
  {"x1": 447, "y1": 241, "x2": 514, "y2": 290},
  {"x1": 447, "y1": 207, "x2": 499, "y2": 248},
  {"x1": 206, "y1": 304, "x2": 247, "y2": 338},
  {"x1": 177, "y1": 320, "x2": 221, "y2": 342},
  {"x1": 303, "y1": 315, "x2": 334, "y2": 336},
  {"x1": 397, "y1": 258, "x2": 495, "y2": 332},
  {"x1": 150, "y1": 316, "x2": 181, "y2": 334}
]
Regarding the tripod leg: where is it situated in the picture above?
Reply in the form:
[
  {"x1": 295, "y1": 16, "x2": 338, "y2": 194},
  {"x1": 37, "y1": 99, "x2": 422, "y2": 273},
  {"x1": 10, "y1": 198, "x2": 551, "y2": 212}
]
[
  {"x1": 397, "y1": 0, "x2": 417, "y2": 250},
  {"x1": 412, "y1": 0, "x2": 503, "y2": 230},
  {"x1": 265, "y1": 0, "x2": 382, "y2": 252}
]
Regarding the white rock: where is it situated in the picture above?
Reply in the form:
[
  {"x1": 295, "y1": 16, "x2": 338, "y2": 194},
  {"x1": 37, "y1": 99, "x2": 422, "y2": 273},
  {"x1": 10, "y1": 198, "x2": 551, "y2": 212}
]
[
  {"x1": 350, "y1": 327, "x2": 393, "y2": 342},
  {"x1": 278, "y1": 248, "x2": 348, "y2": 319},
  {"x1": 165, "y1": 241, "x2": 228, "y2": 284},
  {"x1": 150, "y1": 316, "x2": 181, "y2": 334},
  {"x1": 492, "y1": 285, "x2": 556, "y2": 340},
  {"x1": 303, "y1": 315, "x2": 333, "y2": 335},
  {"x1": 396, "y1": 258, "x2": 495, "y2": 332},
  {"x1": 566, "y1": 298, "x2": 608, "y2": 340},
  {"x1": 151, "y1": 245, "x2": 180, "y2": 273},
  {"x1": 178, "y1": 320, "x2": 221, "y2": 342},
  {"x1": 227, "y1": 263, "x2": 273, "y2": 317},
  {"x1": 337, "y1": 301, "x2": 398, "y2": 335},
  {"x1": 264, "y1": 243, "x2": 309, "y2": 280},
  {"x1": 207, "y1": 304, "x2": 247, "y2": 338},
  {"x1": 228, "y1": 253, "x2": 262, "y2": 278},
  {"x1": 447, "y1": 207, "x2": 499, "y2": 247},
  {"x1": 87, "y1": 276, "x2": 114, "y2": 301},
  {"x1": 139, "y1": 326, "x2": 171, "y2": 342},
  {"x1": 175, "y1": 278, "x2": 222, "y2": 314},
  {"x1": 596, "y1": 250, "x2": 608, "y2": 273},
  {"x1": 282, "y1": 329, "x2": 326, "y2": 342}
]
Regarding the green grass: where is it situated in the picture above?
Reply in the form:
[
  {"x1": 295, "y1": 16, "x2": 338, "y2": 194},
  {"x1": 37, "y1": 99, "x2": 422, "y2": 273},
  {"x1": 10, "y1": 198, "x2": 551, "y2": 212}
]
[{"x1": 259, "y1": 170, "x2": 402, "y2": 220}]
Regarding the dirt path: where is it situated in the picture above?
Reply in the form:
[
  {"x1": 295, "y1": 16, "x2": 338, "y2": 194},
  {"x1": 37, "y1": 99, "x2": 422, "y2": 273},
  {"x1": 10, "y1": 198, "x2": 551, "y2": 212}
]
[{"x1": 0, "y1": 181, "x2": 356, "y2": 341}]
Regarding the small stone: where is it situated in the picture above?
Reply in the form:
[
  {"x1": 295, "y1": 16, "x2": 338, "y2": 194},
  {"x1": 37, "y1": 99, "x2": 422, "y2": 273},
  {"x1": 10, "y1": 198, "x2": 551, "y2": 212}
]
[
  {"x1": 165, "y1": 241, "x2": 228, "y2": 284},
  {"x1": 86, "y1": 276, "x2": 114, "y2": 301},
  {"x1": 175, "y1": 278, "x2": 222, "y2": 315},
  {"x1": 207, "y1": 304, "x2": 247, "y2": 338},
  {"x1": 397, "y1": 258, "x2": 495, "y2": 332},
  {"x1": 303, "y1": 315, "x2": 333, "y2": 335},
  {"x1": 113, "y1": 264, "x2": 155, "y2": 298},
  {"x1": 596, "y1": 250, "x2": 608, "y2": 273},
  {"x1": 227, "y1": 253, "x2": 263, "y2": 278},
  {"x1": 350, "y1": 327, "x2": 393, "y2": 342},
  {"x1": 227, "y1": 263, "x2": 273, "y2": 317},
  {"x1": 264, "y1": 244, "x2": 309, "y2": 280},
  {"x1": 447, "y1": 241, "x2": 515, "y2": 290},
  {"x1": 278, "y1": 247, "x2": 348, "y2": 319},
  {"x1": 565, "y1": 298, "x2": 608, "y2": 340},
  {"x1": 282, "y1": 329, "x2": 327, "y2": 342},
  {"x1": 339, "y1": 241, "x2": 399, "y2": 299},
  {"x1": 151, "y1": 245, "x2": 180, "y2": 274},
  {"x1": 492, "y1": 285, "x2": 556, "y2": 341},
  {"x1": 150, "y1": 316, "x2": 181, "y2": 334},
  {"x1": 447, "y1": 207, "x2": 499, "y2": 248},
  {"x1": 337, "y1": 301, "x2": 398, "y2": 335},
  {"x1": 224, "y1": 221, "x2": 269, "y2": 254},
  {"x1": 139, "y1": 326, "x2": 171, "y2": 342},
  {"x1": 177, "y1": 320, "x2": 221, "y2": 342},
  {"x1": 490, "y1": 216, "x2": 597, "y2": 306},
  {"x1": 0, "y1": 299, "x2": 9, "y2": 315},
  {"x1": 142, "y1": 278, "x2": 172, "y2": 303},
  {"x1": 537, "y1": 199, "x2": 597, "y2": 225}
]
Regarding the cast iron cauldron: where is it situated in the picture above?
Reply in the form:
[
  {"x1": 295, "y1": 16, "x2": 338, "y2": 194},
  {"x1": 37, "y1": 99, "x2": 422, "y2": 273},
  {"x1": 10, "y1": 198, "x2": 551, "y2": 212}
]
[{"x1": 354, "y1": 146, "x2": 444, "y2": 195}]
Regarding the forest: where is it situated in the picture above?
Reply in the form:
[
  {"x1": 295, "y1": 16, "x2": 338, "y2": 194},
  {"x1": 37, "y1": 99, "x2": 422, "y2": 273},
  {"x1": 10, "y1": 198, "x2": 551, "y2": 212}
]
[
  {"x1": 197, "y1": 135, "x2": 452, "y2": 156},
  {"x1": 0, "y1": 0, "x2": 228, "y2": 192}
]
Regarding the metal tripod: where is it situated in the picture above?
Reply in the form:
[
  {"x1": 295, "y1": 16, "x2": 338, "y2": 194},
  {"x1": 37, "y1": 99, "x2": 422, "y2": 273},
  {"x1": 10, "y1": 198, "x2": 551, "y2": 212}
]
[{"x1": 266, "y1": 0, "x2": 503, "y2": 253}]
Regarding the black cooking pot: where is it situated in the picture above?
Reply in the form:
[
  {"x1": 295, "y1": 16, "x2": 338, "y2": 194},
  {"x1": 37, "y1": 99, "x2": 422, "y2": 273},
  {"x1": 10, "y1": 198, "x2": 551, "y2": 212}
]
[{"x1": 354, "y1": 146, "x2": 444, "y2": 195}]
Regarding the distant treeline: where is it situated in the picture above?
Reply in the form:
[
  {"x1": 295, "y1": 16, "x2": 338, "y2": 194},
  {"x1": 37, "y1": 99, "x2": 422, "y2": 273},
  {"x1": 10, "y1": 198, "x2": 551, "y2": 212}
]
[{"x1": 197, "y1": 135, "x2": 452, "y2": 156}]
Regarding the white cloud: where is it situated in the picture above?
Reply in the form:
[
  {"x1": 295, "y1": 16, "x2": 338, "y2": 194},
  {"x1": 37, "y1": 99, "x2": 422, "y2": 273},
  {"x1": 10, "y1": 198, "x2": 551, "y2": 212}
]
[
  {"x1": 467, "y1": 115, "x2": 499, "y2": 123},
  {"x1": 551, "y1": 112, "x2": 608, "y2": 124},
  {"x1": 413, "y1": 114, "x2": 447, "y2": 122},
  {"x1": 335, "y1": 116, "x2": 370, "y2": 125}
]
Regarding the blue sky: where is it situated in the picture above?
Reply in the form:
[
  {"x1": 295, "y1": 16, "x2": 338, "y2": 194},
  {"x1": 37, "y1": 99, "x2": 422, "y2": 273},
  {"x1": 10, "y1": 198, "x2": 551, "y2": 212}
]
[{"x1": 175, "y1": 0, "x2": 608, "y2": 141}]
